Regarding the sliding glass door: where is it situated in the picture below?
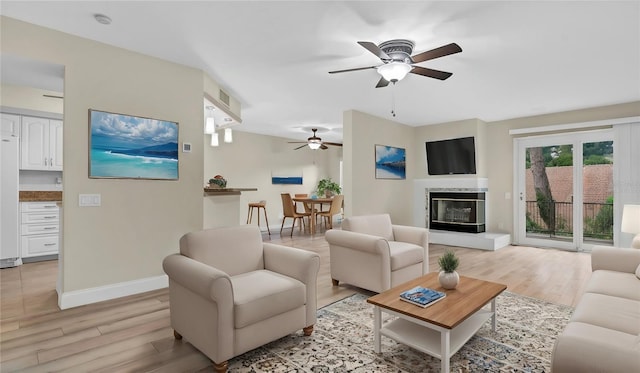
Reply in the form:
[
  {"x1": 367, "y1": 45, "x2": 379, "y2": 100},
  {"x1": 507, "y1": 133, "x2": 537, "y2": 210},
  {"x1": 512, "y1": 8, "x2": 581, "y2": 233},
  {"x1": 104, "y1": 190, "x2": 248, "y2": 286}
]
[{"x1": 514, "y1": 130, "x2": 614, "y2": 251}]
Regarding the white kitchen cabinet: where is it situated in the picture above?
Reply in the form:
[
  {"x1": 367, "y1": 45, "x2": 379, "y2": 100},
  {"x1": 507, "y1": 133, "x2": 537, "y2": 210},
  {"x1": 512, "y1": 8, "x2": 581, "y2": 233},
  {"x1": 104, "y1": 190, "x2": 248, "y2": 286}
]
[
  {"x1": 20, "y1": 116, "x2": 63, "y2": 171},
  {"x1": 20, "y1": 201, "x2": 59, "y2": 258}
]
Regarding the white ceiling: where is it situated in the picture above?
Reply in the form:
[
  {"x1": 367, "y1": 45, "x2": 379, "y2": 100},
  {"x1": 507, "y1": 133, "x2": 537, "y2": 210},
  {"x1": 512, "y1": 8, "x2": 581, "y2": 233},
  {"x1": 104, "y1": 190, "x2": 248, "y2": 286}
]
[{"x1": 1, "y1": 1, "x2": 639, "y2": 143}]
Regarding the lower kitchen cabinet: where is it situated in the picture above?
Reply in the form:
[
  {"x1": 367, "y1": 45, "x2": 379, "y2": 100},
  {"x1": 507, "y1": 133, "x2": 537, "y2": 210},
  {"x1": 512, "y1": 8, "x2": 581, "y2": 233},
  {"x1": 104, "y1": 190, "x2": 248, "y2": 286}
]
[{"x1": 20, "y1": 201, "x2": 59, "y2": 258}]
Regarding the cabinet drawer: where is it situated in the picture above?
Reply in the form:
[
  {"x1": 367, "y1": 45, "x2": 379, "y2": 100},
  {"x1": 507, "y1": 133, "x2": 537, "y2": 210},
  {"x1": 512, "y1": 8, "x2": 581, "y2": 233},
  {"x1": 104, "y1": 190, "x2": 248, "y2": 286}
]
[
  {"x1": 21, "y1": 234, "x2": 58, "y2": 257},
  {"x1": 21, "y1": 212, "x2": 59, "y2": 224},
  {"x1": 21, "y1": 223, "x2": 59, "y2": 235},
  {"x1": 21, "y1": 201, "x2": 59, "y2": 212}
]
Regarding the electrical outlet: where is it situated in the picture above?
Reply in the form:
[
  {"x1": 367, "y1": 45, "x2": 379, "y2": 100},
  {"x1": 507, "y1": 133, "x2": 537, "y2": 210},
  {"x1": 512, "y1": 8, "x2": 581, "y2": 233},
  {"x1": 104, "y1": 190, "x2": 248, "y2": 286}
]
[{"x1": 79, "y1": 194, "x2": 101, "y2": 207}]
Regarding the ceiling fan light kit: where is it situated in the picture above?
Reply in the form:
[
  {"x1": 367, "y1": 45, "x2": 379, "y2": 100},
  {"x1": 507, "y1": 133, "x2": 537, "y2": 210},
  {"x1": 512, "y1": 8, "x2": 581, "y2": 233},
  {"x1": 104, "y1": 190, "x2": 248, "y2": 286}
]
[{"x1": 377, "y1": 62, "x2": 412, "y2": 82}]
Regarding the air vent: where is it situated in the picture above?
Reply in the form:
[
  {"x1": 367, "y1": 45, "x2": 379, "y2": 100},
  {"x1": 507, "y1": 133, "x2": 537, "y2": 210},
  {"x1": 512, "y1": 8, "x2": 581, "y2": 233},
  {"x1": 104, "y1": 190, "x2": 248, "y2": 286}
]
[{"x1": 219, "y1": 90, "x2": 230, "y2": 107}]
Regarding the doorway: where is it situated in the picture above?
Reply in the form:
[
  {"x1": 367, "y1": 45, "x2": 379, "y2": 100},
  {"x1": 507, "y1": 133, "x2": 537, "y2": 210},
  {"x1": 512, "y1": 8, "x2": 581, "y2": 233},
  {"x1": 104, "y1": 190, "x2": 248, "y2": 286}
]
[{"x1": 514, "y1": 129, "x2": 614, "y2": 251}]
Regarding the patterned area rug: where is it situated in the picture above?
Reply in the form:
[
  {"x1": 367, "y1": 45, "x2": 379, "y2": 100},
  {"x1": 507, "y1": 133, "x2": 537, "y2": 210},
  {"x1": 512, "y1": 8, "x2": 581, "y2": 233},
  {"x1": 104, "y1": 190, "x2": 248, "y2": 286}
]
[{"x1": 228, "y1": 292, "x2": 573, "y2": 372}]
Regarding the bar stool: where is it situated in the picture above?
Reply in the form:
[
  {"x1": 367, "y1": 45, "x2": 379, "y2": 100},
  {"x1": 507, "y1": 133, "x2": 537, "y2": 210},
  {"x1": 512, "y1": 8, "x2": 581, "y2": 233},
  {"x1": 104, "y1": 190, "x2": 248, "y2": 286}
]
[{"x1": 247, "y1": 200, "x2": 270, "y2": 235}]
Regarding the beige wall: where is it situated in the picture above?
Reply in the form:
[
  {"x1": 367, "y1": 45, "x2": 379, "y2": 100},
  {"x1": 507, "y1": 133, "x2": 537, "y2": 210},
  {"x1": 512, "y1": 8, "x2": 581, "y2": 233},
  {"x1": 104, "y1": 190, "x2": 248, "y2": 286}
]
[
  {"x1": 1, "y1": 84, "x2": 64, "y2": 114},
  {"x1": 344, "y1": 110, "x2": 414, "y2": 225},
  {"x1": 203, "y1": 130, "x2": 339, "y2": 229},
  {"x1": 1, "y1": 17, "x2": 204, "y2": 293}
]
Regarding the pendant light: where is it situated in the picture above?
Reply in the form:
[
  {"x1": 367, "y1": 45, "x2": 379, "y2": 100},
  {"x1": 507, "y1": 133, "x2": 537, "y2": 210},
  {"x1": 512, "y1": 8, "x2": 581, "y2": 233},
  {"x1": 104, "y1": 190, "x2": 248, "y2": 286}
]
[
  {"x1": 210, "y1": 132, "x2": 219, "y2": 147},
  {"x1": 224, "y1": 128, "x2": 233, "y2": 143},
  {"x1": 204, "y1": 106, "x2": 215, "y2": 134}
]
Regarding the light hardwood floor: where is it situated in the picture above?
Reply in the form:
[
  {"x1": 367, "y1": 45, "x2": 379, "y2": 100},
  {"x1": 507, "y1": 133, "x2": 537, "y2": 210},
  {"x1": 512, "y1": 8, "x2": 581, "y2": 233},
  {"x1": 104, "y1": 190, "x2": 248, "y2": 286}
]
[{"x1": 0, "y1": 226, "x2": 592, "y2": 372}]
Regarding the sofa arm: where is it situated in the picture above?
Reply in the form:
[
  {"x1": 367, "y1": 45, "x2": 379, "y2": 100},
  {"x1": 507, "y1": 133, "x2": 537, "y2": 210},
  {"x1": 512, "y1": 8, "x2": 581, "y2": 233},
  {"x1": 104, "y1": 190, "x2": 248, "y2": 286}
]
[
  {"x1": 591, "y1": 246, "x2": 640, "y2": 273},
  {"x1": 325, "y1": 229, "x2": 390, "y2": 256},
  {"x1": 392, "y1": 225, "x2": 429, "y2": 249},
  {"x1": 162, "y1": 254, "x2": 233, "y2": 303},
  {"x1": 263, "y1": 243, "x2": 320, "y2": 285}
]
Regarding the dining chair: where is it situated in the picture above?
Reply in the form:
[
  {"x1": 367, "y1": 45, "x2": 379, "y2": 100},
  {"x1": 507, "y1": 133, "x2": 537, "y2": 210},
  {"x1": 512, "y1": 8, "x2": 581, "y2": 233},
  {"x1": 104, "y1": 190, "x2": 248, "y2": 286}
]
[
  {"x1": 294, "y1": 193, "x2": 318, "y2": 225},
  {"x1": 280, "y1": 193, "x2": 311, "y2": 236},
  {"x1": 318, "y1": 194, "x2": 344, "y2": 230}
]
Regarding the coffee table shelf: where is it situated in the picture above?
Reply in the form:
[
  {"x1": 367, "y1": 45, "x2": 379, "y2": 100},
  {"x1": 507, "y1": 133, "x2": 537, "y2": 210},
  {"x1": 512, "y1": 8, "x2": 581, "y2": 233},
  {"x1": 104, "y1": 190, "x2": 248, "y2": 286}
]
[{"x1": 380, "y1": 308, "x2": 493, "y2": 359}]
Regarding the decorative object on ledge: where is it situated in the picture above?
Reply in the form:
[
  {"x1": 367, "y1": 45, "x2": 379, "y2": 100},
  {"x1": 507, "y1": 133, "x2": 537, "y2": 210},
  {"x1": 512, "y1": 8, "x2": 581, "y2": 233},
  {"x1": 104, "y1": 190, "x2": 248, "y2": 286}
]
[
  {"x1": 375, "y1": 144, "x2": 406, "y2": 179},
  {"x1": 208, "y1": 175, "x2": 227, "y2": 189},
  {"x1": 438, "y1": 249, "x2": 460, "y2": 289}
]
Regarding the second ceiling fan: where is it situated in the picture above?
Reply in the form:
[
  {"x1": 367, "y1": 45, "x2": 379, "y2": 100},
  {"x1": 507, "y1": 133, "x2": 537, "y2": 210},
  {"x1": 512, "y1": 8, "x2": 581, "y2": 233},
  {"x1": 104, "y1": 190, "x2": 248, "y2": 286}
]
[
  {"x1": 289, "y1": 128, "x2": 343, "y2": 150},
  {"x1": 329, "y1": 39, "x2": 462, "y2": 88}
]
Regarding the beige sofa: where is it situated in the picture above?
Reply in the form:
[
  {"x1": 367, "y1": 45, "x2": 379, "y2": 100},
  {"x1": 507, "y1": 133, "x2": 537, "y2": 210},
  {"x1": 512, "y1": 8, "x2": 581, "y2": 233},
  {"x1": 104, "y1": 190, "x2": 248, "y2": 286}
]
[
  {"x1": 551, "y1": 246, "x2": 640, "y2": 372},
  {"x1": 325, "y1": 213, "x2": 429, "y2": 293},
  {"x1": 163, "y1": 225, "x2": 320, "y2": 372}
]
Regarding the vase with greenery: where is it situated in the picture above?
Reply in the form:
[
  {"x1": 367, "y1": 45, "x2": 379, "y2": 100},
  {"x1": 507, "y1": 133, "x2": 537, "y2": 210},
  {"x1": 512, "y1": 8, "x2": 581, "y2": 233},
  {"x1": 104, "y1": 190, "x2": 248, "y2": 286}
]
[
  {"x1": 438, "y1": 249, "x2": 460, "y2": 289},
  {"x1": 316, "y1": 178, "x2": 341, "y2": 197}
]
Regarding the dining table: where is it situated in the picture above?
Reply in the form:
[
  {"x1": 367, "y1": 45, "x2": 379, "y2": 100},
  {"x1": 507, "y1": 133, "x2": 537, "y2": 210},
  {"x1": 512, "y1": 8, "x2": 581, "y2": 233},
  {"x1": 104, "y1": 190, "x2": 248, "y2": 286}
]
[{"x1": 292, "y1": 196, "x2": 334, "y2": 235}]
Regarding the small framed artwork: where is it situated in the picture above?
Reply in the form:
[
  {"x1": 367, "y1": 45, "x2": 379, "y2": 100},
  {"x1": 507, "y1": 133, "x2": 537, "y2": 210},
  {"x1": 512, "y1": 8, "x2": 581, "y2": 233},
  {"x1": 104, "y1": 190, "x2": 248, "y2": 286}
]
[
  {"x1": 375, "y1": 144, "x2": 406, "y2": 179},
  {"x1": 89, "y1": 109, "x2": 179, "y2": 180}
]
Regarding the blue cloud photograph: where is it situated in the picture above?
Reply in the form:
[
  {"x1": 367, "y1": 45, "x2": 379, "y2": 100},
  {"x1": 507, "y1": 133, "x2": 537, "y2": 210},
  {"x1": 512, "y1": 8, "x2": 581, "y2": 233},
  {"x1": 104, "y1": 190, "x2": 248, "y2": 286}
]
[
  {"x1": 89, "y1": 110, "x2": 179, "y2": 180},
  {"x1": 375, "y1": 145, "x2": 406, "y2": 179}
]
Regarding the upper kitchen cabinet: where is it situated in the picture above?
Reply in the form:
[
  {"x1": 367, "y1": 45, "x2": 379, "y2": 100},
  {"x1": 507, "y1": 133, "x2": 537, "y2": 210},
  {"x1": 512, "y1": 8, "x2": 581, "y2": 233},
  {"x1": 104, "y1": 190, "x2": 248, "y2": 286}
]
[{"x1": 20, "y1": 116, "x2": 63, "y2": 171}]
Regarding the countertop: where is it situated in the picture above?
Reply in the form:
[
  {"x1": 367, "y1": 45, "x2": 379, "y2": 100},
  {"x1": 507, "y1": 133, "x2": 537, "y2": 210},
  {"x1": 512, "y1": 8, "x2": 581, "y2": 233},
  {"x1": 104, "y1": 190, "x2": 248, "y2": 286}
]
[
  {"x1": 19, "y1": 191, "x2": 63, "y2": 202},
  {"x1": 203, "y1": 187, "x2": 257, "y2": 196}
]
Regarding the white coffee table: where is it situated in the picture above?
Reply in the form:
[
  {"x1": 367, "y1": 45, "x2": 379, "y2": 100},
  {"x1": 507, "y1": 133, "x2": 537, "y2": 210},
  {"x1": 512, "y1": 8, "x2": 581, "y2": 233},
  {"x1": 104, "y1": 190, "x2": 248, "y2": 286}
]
[{"x1": 367, "y1": 273, "x2": 507, "y2": 373}]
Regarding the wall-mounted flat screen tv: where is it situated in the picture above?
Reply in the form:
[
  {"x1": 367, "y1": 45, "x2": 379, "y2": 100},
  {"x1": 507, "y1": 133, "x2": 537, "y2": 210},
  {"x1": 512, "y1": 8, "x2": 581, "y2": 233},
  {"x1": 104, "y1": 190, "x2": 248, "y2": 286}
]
[{"x1": 425, "y1": 136, "x2": 476, "y2": 175}]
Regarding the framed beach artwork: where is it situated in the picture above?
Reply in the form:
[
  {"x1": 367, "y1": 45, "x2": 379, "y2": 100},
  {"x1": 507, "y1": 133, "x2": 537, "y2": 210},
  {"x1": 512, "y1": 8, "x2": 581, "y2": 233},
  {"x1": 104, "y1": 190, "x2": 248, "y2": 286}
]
[
  {"x1": 89, "y1": 109, "x2": 179, "y2": 180},
  {"x1": 375, "y1": 144, "x2": 406, "y2": 179}
]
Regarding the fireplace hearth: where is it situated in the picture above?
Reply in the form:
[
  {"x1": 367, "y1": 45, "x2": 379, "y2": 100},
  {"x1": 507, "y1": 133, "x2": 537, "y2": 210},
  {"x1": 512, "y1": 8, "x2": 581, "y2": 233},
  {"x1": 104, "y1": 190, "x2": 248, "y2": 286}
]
[{"x1": 430, "y1": 192, "x2": 486, "y2": 233}]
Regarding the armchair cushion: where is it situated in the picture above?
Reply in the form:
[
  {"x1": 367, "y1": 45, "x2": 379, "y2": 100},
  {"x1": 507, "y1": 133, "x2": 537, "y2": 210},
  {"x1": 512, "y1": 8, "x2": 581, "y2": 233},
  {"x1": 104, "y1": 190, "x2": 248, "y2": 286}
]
[{"x1": 231, "y1": 270, "x2": 305, "y2": 328}]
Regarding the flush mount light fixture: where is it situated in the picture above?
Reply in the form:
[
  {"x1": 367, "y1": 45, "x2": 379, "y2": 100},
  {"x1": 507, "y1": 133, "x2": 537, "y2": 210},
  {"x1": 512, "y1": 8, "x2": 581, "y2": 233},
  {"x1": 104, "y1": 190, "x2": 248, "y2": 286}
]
[
  {"x1": 224, "y1": 128, "x2": 233, "y2": 143},
  {"x1": 377, "y1": 62, "x2": 412, "y2": 82},
  {"x1": 94, "y1": 14, "x2": 112, "y2": 25}
]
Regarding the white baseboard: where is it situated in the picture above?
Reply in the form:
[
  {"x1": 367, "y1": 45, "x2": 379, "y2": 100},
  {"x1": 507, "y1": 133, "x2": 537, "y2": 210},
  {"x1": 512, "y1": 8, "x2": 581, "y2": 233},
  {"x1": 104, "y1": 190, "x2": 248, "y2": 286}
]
[{"x1": 58, "y1": 274, "x2": 168, "y2": 310}]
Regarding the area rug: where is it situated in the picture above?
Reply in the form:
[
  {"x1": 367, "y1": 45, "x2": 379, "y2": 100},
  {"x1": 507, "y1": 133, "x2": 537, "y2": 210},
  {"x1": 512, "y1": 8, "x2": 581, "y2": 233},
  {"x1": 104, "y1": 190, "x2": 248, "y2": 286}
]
[{"x1": 227, "y1": 292, "x2": 573, "y2": 372}]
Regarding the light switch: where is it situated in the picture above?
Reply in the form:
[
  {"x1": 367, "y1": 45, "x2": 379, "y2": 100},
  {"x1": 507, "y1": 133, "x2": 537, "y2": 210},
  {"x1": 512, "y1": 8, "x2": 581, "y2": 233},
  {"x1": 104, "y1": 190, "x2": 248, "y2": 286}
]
[{"x1": 79, "y1": 194, "x2": 101, "y2": 207}]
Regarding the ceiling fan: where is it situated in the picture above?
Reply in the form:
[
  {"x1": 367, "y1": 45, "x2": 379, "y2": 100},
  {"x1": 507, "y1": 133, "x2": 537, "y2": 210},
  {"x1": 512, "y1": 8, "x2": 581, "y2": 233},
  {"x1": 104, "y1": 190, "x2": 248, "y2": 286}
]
[
  {"x1": 329, "y1": 39, "x2": 462, "y2": 88},
  {"x1": 288, "y1": 128, "x2": 343, "y2": 150}
]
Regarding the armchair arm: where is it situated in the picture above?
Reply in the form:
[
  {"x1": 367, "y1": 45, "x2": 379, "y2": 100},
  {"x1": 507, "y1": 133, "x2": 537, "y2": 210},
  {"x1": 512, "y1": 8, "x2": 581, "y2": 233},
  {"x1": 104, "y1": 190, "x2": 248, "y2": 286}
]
[
  {"x1": 324, "y1": 230, "x2": 390, "y2": 256},
  {"x1": 162, "y1": 254, "x2": 233, "y2": 302},
  {"x1": 392, "y1": 225, "x2": 429, "y2": 249},
  {"x1": 263, "y1": 243, "x2": 320, "y2": 285},
  {"x1": 591, "y1": 246, "x2": 640, "y2": 273},
  {"x1": 263, "y1": 243, "x2": 320, "y2": 327}
]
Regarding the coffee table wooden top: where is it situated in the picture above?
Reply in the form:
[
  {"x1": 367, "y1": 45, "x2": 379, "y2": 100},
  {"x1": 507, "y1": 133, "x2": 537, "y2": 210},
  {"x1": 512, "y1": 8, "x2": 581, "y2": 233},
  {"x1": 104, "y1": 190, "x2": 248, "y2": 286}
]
[{"x1": 367, "y1": 273, "x2": 507, "y2": 329}]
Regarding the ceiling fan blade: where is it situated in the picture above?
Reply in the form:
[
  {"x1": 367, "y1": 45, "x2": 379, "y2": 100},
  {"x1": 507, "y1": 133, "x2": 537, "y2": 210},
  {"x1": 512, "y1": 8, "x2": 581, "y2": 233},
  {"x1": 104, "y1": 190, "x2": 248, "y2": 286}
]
[
  {"x1": 323, "y1": 142, "x2": 343, "y2": 147},
  {"x1": 294, "y1": 144, "x2": 308, "y2": 150},
  {"x1": 320, "y1": 144, "x2": 329, "y2": 150},
  {"x1": 357, "y1": 41, "x2": 391, "y2": 61},
  {"x1": 411, "y1": 43, "x2": 462, "y2": 63},
  {"x1": 410, "y1": 66, "x2": 453, "y2": 80},
  {"x1": 329, "y1": 65, "x2": 378, "y2": 74},
  {"x1": 375, "y1": 77, "x2": 390, "y2": 88},
  {"x1": 288, "y1": 141, "x2": 309, "y2": 144}
]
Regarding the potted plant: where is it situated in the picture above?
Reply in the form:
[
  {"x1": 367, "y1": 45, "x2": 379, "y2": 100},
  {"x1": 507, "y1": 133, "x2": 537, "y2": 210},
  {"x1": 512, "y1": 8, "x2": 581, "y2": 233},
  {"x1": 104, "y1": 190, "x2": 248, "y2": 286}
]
[
  {"x1": 316, "y1": 178, "x2": 341, "y2": 197},
  {"x1": 437, "y1": 249, "x2": 460, "y2": 289}
]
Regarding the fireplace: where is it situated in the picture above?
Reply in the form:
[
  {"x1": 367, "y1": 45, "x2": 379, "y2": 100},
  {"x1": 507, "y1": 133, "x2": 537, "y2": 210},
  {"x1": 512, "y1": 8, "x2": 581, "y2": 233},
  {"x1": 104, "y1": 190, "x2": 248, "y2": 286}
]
[{"x1": 429, "y1": 192, "x2": 486, "y2": 233}]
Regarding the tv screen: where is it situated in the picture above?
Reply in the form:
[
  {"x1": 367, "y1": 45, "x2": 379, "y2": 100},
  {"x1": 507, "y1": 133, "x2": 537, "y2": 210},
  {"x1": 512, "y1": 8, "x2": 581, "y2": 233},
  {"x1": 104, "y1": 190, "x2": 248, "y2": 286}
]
[{"x1": 425, "y1": 136, "x2": 476, "y2": 175}]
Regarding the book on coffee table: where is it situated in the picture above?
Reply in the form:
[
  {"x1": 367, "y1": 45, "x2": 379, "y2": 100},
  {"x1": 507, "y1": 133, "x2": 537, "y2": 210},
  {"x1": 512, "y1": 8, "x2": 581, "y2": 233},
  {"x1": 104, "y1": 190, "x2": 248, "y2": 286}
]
[{"x1": 399, "y1": 286, "x2": 446, "y2": 308}]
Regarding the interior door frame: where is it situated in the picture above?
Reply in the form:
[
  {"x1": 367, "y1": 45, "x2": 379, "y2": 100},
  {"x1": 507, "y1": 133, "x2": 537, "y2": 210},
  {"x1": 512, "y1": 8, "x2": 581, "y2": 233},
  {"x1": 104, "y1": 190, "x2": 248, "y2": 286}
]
[{"x1": 513, "y1": 129, "x2": 614, "y2": 252}]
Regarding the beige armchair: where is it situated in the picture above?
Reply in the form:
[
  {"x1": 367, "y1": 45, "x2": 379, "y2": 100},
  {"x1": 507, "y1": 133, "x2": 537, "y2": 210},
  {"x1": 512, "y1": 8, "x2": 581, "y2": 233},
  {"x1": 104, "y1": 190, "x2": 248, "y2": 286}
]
[
  {"x1": 162, "y1": 225, "x2": 320, "y2": 372},
  {"x1": 325, "y1": 213, "x2": 429, "y2": 293}
]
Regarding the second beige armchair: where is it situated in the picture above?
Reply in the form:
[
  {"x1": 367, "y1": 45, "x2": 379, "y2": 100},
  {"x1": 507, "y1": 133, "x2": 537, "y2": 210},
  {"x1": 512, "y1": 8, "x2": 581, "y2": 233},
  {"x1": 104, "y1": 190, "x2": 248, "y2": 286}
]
[{"x1": 325, "y1": 213, "x2": 429, "y2": 293}]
